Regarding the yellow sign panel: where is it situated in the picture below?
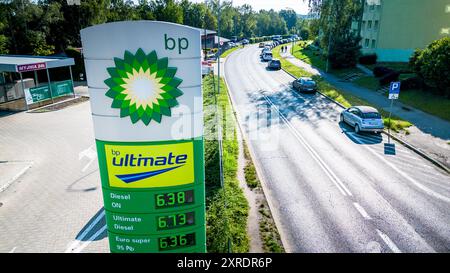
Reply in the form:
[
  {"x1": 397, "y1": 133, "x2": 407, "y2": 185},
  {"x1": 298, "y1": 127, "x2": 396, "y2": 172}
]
[{"x1": 104, "y1": 142, "x2": 195, "y2": 188}]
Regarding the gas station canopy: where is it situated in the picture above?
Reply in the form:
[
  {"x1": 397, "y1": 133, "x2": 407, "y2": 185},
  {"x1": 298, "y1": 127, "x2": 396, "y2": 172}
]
[{"x1": 0, "y1": 55, "x2": 75, "y2": 73}]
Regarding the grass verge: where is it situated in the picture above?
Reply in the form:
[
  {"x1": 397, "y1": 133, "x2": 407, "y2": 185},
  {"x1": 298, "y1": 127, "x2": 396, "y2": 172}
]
[
  {"x1": 273, "y1": 45, "x2": 412, "y2": 133},
  {"x1": 242, "y1": 140, "x2": 284, "y2": 253},
  {"x1": 221, "y1": 47, "x2": 240, "y2": 58},
  {"x1": 203, "y1": 74, "x2": 250, "y2": 253}
]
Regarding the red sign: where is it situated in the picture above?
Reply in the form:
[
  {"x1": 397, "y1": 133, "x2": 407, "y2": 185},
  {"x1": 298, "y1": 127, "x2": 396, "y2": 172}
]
[{"x1": 17, "y1": 62, "x2": 47, "y2": 72}]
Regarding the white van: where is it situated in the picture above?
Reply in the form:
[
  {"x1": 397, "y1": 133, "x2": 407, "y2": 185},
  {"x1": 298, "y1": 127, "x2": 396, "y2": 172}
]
[{"x1": 262, "y1": 52, "x2": 273, "y2": 62}]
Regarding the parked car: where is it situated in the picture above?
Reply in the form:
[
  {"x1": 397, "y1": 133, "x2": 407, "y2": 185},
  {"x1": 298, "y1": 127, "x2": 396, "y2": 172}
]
[
  {"x1": 267, "y1": 59, "x2": 281, "y2": 70},
  {"x1": 292, "y1": 77, "x2": 317, "y2": 93},
  {"x1": 260, "y1": 47, "x2": 271, "y2": 56},
  {"x1": 340, "y1": 106, "x2": 384, "y2": 134},
  {"x1": 241, "y1": 39, "x2": 249, "y2": 45},
  {"x1": 262, "y1": 52, "x2": 273, "y2": 62}
]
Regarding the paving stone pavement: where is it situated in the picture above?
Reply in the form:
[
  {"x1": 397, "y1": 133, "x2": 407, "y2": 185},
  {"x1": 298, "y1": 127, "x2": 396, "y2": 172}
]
[{"x1": 0, "y1": 101, "x2": 109, "y2": 253}]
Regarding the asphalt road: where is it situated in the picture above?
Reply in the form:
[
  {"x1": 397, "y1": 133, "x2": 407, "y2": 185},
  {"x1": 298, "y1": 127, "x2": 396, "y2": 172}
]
[
  {"x1": 224, "y1": 45, "x2": 450, "y2": 253},
  {"x1": 0, "y1": 102, "x2": 108, "y2": 253}
]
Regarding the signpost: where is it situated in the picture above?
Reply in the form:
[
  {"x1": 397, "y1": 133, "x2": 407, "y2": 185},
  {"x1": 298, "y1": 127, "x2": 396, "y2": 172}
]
[
  {"x1": 81, "y1": 21, "x2": 205, "y2": 253},
  {"x1": 387, "y1": 81, "x2": 401, "y2": 143}
]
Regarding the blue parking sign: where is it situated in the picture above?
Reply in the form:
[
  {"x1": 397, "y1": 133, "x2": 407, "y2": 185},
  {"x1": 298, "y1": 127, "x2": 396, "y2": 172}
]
[{"x1": 389, "y1": 82, "x2": 401, "y2": 99}]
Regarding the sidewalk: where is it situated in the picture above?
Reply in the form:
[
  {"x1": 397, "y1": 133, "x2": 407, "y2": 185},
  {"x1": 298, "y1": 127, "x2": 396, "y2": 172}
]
[{"x1": 281, "y1": 46, "x2": 450, "y2": 168}]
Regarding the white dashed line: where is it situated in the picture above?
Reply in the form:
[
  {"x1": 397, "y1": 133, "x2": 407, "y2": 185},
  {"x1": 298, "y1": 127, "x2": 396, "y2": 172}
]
[
  {"x1": 9, "y1": 247, "x2": 17, "y2": 253},
  {"x1": 0, "y1": 162, "x2": 33, "y2": 193},
  {"x1": 376, "y1": 229, "x2": 402, "y2": 253},
  {"x1": 353, "y1": 202, "x2": 372, "y2": 220}
]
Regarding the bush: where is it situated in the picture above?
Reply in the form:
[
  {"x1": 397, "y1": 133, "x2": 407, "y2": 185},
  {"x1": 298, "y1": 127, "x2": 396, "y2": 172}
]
[
  {"x1": 409, "y1": 37, "x2": 450, "y2": 97},
  {"x1": 379, "y1": 71, "x2": 400, "y2": 86},
  {"x1": 359, "y1": 54, "x2": 378, "y2": 65},
  {"x1": 373, "y1": 66, "x2": 394, "y2": 78},
  {"x1": 401, "y1": 77, "x2": 424, "y2": 90}
]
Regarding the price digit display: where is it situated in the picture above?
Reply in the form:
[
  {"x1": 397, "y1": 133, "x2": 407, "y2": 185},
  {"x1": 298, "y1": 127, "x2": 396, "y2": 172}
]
[
  {"x1": 155, "y1": 190, "x2": 194, "y2": 209},
  {"x1": 158, "y1": 233, "x2": 196, "y2": 251},
  {"x1": 157, "y1": 212, "x2": 195, "y2": 230}
]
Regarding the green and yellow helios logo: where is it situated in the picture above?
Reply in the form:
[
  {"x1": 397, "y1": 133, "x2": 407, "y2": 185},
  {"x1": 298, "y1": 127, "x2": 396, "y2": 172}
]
[
  {"x1": 104, "y1": 142, "x2": 194, "y2": 188},
  {"x1": 104, "y1": 48, "x2": 183, "y2": 125}
]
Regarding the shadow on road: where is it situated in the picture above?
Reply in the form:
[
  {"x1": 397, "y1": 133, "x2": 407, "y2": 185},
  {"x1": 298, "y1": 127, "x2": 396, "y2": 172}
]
[
  {"x1": 339, "y1": 122, "x2": 383, "y2": 145},
  {"x1": 66, "y1": 169, "x2": 98, "y2": 193}
]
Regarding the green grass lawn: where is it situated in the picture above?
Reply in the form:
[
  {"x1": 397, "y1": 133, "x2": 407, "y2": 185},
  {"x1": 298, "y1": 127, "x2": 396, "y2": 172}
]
[
  {"x1": 203, "y1": 75, "x2": 250, "y2": 253},
  {"x1": 291, "y1": 41, "x2": 327, "y2": 71},
  {"x1": 399, "y1": 89, "x2": 450, "y2": 122},
  {"x1": 221, "y1": 47, "x2": 240, "y2": 58},
  {"x1": 353, "y1": 76, "x2": 380, "y2": 90}
]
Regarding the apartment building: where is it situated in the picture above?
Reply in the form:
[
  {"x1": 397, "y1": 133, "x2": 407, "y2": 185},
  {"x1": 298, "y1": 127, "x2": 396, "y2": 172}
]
[{"x1": 355, "y1": 0, "x2": 450, "y2": 62}]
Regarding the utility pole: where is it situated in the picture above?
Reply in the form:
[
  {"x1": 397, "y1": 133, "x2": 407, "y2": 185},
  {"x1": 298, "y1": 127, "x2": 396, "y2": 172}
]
[
  {"x1": 217, "y1": 0, "x2": 221, "y2": 95},
  {"x1": 325, "y1": 0, "x2": 334, "y2": 73},
  {"x1": 204, "y1": 0, "x2": 208, "y2": 61}
]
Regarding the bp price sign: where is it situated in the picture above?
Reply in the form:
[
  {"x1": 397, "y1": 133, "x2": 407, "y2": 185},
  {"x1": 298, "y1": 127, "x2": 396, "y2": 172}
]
[{"x1": 81, "y1": 21, "x2": 205, "y2": 253}]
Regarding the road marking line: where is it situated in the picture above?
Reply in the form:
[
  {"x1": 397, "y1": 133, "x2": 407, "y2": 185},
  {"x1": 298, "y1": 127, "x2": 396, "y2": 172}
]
[
  {"x1": 349, "y1": 134, "x2": 450, "y2": 204},
  {"x1": 9, "y1": 247, "x2": 17, "y2": 253},
  {"x1": 72, "y1": 225, "x2": 107, "y2": 253},
  {"x1": 264, "y1": 95, "x2": 353, "y2": 197},
  {"x1": 353, "y1": 202, "x2": 372, "y2": 220},
  {"x1": 376, "y1": 229, "x2": 402, "y2": 253},
  {"x1": 0, "y1": 163, "x2": 33, "y2": 193},
  {"x1": 65, "y1": 210, "x2": 105, "y2": 253}
]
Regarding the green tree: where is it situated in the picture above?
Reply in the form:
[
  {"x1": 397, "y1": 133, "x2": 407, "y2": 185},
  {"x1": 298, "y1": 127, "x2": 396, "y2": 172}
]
[
  {"x1": 279, "y1": 8, "x2": 297, "y2": 31},
  {"x1": 154, "y1": 0, "x2": 183, "y2": 24},
  {"x1": 410, "y1": 37, "x2": 450, "y2": 97}
]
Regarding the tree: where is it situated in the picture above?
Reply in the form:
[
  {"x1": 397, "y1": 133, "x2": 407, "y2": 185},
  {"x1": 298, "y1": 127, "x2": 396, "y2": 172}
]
[
  {"x1": 154, "y1": 0, "x2": 183, "y2": 24},
  {"x1": 279, "y1": 8, "x2": 297, "y2": 31},
  {"x1": 410, "y1": 37, "x2": 450, "y2": 97}
]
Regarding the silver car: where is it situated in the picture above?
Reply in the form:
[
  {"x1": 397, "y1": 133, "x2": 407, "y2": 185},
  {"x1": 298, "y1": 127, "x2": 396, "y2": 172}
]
[{"x1": 340, "y1": 106, "x2": 384, "y2": 134}]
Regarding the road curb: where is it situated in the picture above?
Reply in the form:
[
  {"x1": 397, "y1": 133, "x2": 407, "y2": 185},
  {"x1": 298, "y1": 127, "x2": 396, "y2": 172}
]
[
  {"x1": 281, "y1": 67, "x2": 450, "y2": 175},
  {"x1": 222, "y1": 52, "x2": 290, "y2": 253}
]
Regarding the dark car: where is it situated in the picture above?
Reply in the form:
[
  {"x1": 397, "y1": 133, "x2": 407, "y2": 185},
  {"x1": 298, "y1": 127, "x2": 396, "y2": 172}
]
[
  {"x1": 267, "y1": 59, "x2": 281, "y2": 70},
  {"x1": 293, "y1": 77, "x2": 317, "y2": 93}
]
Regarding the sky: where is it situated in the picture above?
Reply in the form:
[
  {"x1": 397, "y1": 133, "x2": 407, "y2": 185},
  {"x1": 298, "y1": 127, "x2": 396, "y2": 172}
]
[{"x1": 189, "y1": 0, "x2": 311, "y2": 15}]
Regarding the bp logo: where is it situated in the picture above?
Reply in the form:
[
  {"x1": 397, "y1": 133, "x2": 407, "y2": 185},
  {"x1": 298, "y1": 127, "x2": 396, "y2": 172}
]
[{"x1": 104, "y1": 48, "x2": 183, "y2": 125}]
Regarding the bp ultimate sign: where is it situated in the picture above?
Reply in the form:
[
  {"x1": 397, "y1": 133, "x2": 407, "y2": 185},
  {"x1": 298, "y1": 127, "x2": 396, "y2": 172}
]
[{"x1": 81, "y1": 21, "x2": 205, "y2": 253}]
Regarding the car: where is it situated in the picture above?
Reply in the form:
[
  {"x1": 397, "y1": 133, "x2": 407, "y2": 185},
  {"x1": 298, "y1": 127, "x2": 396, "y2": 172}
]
[
  {"x1": 262, "y1": 52, "x2": 273, "y2": 62},
  {"x1": 228, "y1": 42, "x2": 235, "y2": 47},
  {"x1": 241, "y1": 39, "x2": 249, "y2": 45},
  {"x1": 259, "y1": 42, "x2": 265, "y2": 48},
  {"x1": 340, "y1": 106, "x2": 384, "y2": 134},
  {"x1": 260, "y1": 47, "x2": 271, "y2": 56},
  {"x1": 293, "y1": 77, "x2": 317, "y2": 93},
  {"x1": 267, "y1": 59, "x2": 281, "y2": 70}
]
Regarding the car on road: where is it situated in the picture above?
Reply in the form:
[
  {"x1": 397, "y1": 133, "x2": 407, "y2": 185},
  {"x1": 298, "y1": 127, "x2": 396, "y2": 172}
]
[
  {"x1": 241, "y1": 39, "x2": 249, "y2": 45},
  {"x1": 340, "y1": 106, "x2": 384, "y2": 134},
  {"x1": 267, "y1": 59, "x2": 281, "y2": 70},
  {"x1": 259, "y1": 42, "x2": 266, "y2": 48},
  {"x1": 260, "y1": 47, "x2": 271, "y2": 56},
  {"x1": 292, "y1": 77, "x2": 317, "y2": 93},
  {"x1": 262, "y1": 52, "x2": 273, "y2": 62}
]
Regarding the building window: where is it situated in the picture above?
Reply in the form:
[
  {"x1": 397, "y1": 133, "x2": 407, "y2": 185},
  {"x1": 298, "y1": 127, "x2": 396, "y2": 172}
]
[
  {"x1": 365, "y1": 39, "x2": 370, "y2": 48},
  {"x1": 374, "y1": 20, "x2": 379, "y2": 30},
  {"x1": 370, "y1": 4, "x2": 374, "y2": 11},
  {"x1": 362, "y1": 21, "x2": 366, "y2": 31},
  {"x1": 371, "y1": 39, "x2": 376, "y2": 48},
  {"x1": 368, "y1": 20, "x2": 372, "y2": 29}
]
